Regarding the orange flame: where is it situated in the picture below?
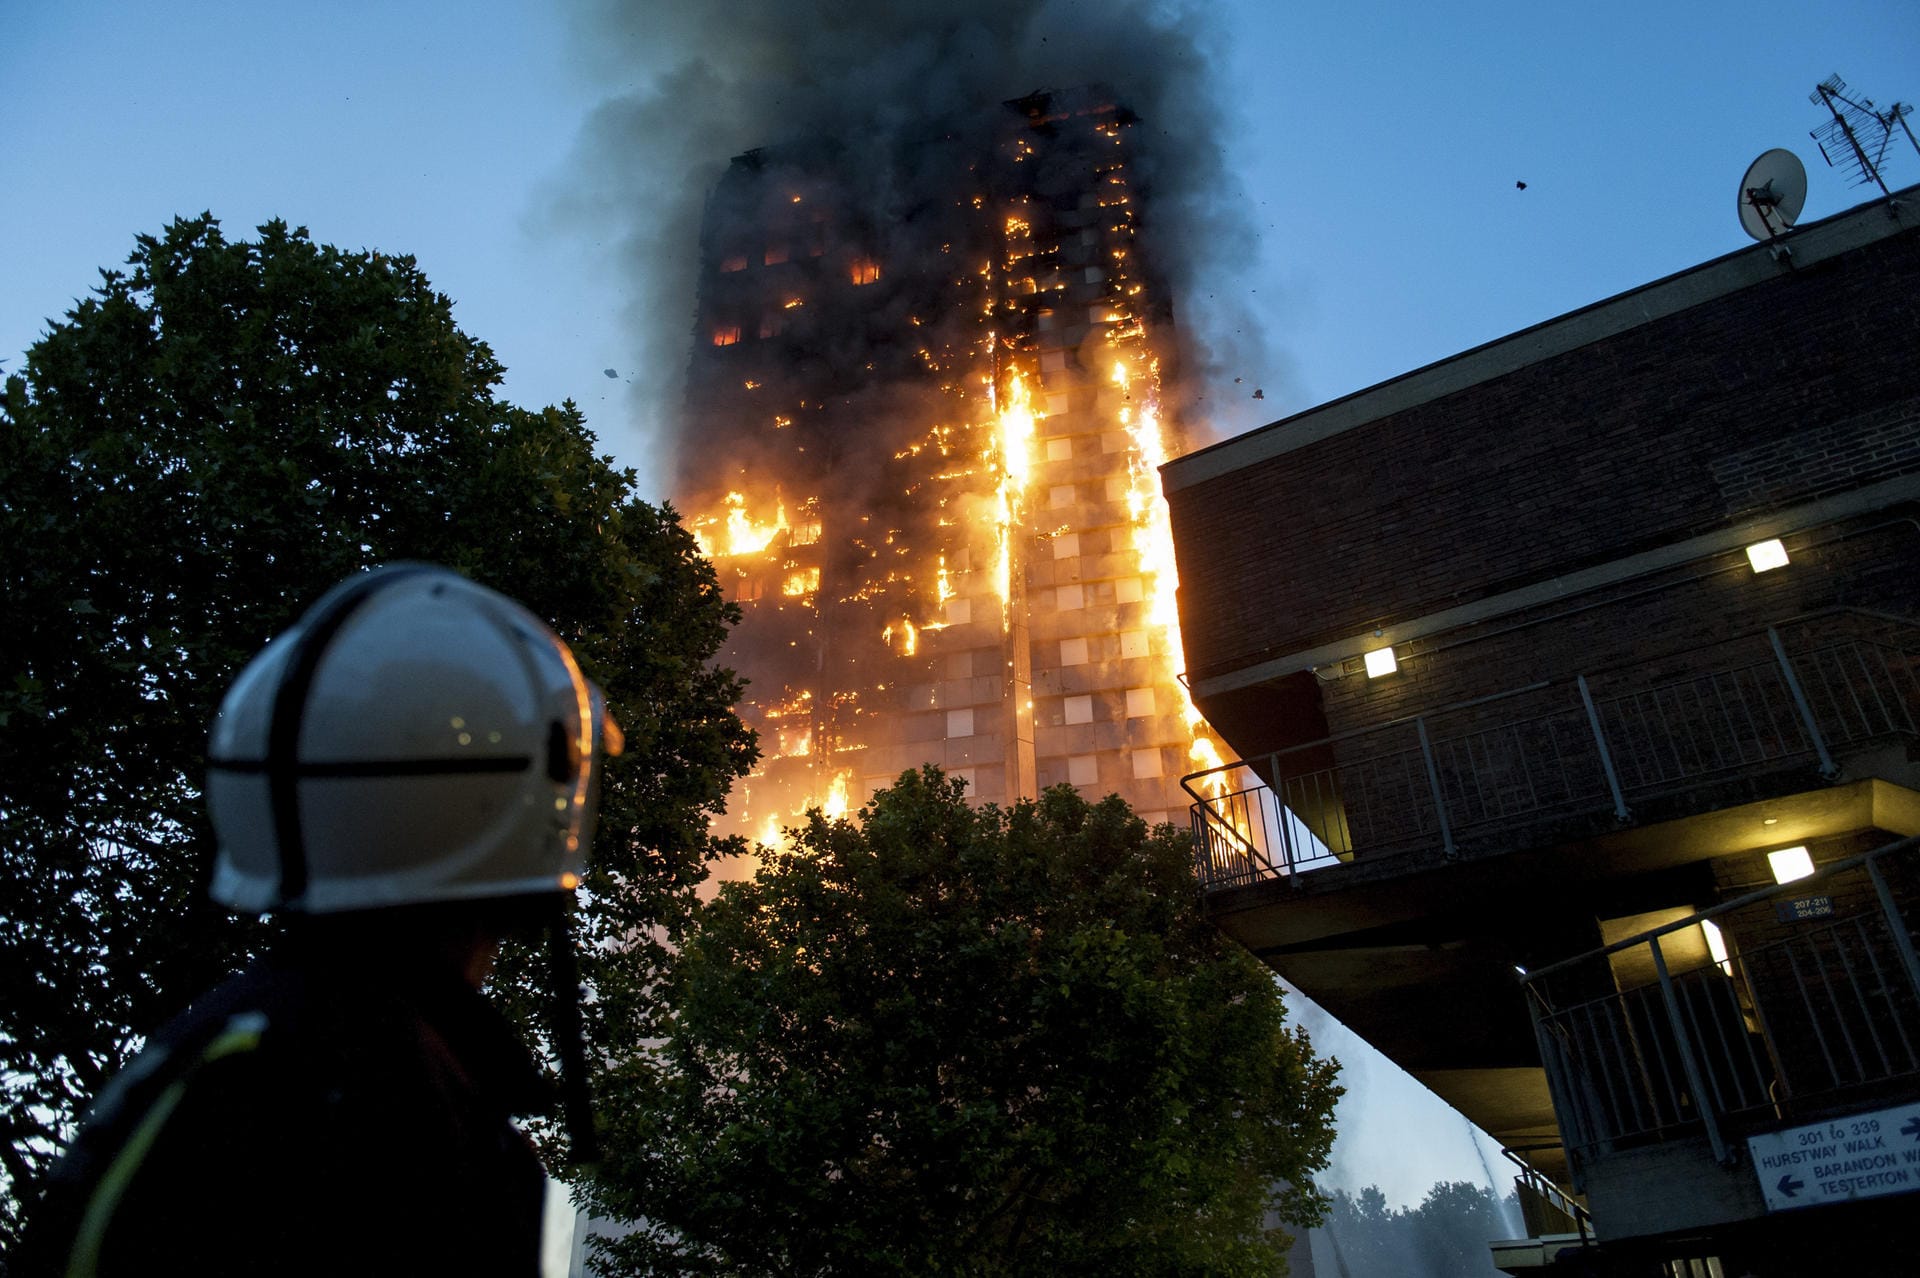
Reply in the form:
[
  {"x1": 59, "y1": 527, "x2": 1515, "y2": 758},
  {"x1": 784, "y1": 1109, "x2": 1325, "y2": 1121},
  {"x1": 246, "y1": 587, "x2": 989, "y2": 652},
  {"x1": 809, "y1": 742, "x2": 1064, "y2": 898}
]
[
  {"x1": 694, "y1": 491, "x2": 790, "y2": 559},
  {"x1": 991, "y1": 368, "x2": 1038, "y2": 626},
  {"x1": 820, "y1": 771, "x2": 852, "y2": 821},
  {"x1": 883, "y1": 618, "x2": 919, "y2": 656},
  {"x1": 1112, "y1": 359, "x2": 1229, "y2": 770}
]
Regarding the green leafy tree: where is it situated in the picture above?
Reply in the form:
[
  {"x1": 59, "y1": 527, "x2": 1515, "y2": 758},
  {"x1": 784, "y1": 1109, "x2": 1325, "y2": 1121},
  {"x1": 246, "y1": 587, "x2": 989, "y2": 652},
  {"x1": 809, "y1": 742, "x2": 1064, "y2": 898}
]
[
  {"x1": 1320, "y1": 1180, "x2": 1517, "y2": 1277},
  {"x1": 0, "y1": 215, "x2": 757, "y2": 1249},
  {"x1": 588, "y1": 767, "x2": 1342, "y2": 1277}
]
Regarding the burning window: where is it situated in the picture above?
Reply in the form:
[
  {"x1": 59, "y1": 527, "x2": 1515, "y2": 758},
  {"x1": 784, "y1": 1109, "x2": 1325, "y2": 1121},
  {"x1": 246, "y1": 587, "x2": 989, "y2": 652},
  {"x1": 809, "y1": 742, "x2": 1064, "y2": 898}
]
[
  {"x1": 849, "y1": 260, "x2": 881, "y2": 285},
  {"x1": 712, "y1": 325, "x2": 742, "y2": 347},
  {"x1": 720, "y1": 253, "x2": 749, "y2": 273},
  {"x1": 764, "y1": 241, "x2": 790, "y2": 266}
]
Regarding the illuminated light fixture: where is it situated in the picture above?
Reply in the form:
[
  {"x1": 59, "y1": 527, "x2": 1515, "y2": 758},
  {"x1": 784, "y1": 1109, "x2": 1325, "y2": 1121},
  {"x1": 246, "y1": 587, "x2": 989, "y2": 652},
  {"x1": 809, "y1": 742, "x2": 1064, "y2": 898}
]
[
  {"x1": 1364, "y1": 646, "x2": 1398, "y2": 679},
  {"x1": 1768, "y1": 845, "x2": 1815, "y2": 885},
  {"x1": 1701, "y1": 918, "x2": 1733, "y2": 976},
  {"x1": 1745, "y1": 538, "x2": 1790, "y2": 573}
]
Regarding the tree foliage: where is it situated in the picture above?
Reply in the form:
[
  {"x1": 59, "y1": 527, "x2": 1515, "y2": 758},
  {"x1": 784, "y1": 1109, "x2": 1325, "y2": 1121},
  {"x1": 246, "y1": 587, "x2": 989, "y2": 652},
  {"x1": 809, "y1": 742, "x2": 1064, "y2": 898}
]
[
  {"x1": 587, "y1": 768, "x2": 1342, "y2": 1277},
  {"x1": 0, "y1": 215, "x2": 757, "y2": 1248},
  {"x1": 1319, "y1": 1180, "x2": 1518, "y2": 1278}
]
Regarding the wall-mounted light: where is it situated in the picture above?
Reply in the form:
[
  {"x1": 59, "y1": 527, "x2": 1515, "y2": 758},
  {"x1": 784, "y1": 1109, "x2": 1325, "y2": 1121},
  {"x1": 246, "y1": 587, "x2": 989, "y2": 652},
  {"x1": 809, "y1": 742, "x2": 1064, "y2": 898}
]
[
  {"x1": 1745, "y1": 538, "x2": 1790, "y2": 573},
  {"x1": 1768, "y1": 845, "x2": 1815, "y2": 884},
  {"x1": 1364, "y1": 646, "x2": 1398, "y2": 679},
  {"x1": 1701, "y1": 917, "x2": 1733, "y2": 976}
]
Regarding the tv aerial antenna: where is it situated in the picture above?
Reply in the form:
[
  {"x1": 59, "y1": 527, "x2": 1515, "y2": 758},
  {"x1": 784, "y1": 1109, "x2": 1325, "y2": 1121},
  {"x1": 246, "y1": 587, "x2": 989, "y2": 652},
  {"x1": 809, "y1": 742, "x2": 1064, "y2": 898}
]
[
  {"x1": 1737, "y1": 149, "x2": 1806, "y2": 250},
  {"x1": 1809, "y1": 74, "x2": 1918, "y2": 199}
]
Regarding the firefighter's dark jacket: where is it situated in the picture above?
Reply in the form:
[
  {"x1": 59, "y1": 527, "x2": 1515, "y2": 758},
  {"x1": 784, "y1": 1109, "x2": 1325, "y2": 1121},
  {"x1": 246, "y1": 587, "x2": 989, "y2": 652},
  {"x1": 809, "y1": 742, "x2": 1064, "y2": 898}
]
[{"x1": 22, "y1": 947, "x2": 552, "y2": 1276}]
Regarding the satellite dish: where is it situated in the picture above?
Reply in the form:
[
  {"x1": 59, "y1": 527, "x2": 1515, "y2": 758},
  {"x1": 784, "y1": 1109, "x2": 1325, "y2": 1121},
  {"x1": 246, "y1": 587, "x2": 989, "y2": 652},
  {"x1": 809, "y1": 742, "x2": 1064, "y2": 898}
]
[{"x1": 1738, "y1": 148, "x2": 1808, "y2": 242}]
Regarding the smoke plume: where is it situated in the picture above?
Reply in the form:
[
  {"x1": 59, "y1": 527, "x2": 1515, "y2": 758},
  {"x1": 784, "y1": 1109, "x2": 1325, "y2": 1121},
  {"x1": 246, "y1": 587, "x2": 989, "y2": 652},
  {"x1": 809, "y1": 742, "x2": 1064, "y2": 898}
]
[{"x1": 559, "y1": 0, "x2": 1260, "y2": 479}]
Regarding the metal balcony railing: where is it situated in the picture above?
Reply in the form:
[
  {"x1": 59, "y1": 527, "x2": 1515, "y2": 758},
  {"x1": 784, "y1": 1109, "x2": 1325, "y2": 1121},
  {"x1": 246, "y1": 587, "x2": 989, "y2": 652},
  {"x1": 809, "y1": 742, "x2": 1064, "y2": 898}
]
[
  {"x1": 1501, "y1": 1143, "x2": 1594, "y2": 1244},
  {"x1": 1521, "y1": 834, "x2": 1920, "y2": 1180},
  {"x1": 1183, "y1": 611, "x2": 1920, "y2": 891}
]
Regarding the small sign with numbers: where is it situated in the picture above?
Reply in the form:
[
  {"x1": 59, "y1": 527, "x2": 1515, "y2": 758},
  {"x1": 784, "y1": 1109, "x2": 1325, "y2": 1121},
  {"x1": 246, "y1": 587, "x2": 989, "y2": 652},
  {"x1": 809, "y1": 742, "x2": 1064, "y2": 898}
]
[{"x1": 1775, "y1": 895, "x2": 1834, "y2": 922}]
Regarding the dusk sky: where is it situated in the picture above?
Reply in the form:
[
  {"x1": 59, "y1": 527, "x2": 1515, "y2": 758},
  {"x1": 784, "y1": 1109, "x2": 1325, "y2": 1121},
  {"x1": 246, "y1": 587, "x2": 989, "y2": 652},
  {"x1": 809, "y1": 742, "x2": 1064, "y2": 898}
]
[{"x1": 6, "y1": 0, "x2": 1917, "y2": 1214}]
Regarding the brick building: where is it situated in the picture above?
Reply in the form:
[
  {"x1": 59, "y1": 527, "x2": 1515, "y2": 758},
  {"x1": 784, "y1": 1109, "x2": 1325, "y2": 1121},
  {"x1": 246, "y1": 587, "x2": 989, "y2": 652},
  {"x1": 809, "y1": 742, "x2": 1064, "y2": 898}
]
[{"x1": 1164, "y1": 191, "x2": 1920, "y2": 1272}]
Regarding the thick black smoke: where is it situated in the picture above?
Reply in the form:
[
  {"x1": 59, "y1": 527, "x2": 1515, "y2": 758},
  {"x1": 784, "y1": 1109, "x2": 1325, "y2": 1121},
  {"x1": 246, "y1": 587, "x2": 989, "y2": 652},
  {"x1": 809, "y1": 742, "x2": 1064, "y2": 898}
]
[{"x1": 559, "y1": 0, "x2": 1262, "y2": 479}]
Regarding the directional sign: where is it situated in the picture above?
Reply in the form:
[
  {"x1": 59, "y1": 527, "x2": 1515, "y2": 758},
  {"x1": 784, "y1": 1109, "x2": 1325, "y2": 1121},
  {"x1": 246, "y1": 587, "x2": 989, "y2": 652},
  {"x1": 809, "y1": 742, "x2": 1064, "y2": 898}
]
[{"x1": 1748, "y1": 1102, "x2": 1920, "y2": 1212}]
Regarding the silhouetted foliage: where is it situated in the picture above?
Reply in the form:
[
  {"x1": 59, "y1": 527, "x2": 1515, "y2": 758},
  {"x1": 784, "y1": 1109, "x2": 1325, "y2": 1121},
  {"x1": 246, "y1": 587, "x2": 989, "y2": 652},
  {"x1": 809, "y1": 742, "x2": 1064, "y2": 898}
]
[
  {"x1": 588, "y1": 769, "x2": 1343, "y2": 1277},
  {"x1": 1317, "y1": 1180, "x2": 1517, "y2": 1278},
  {"x1": 0, "y1": 215, "x2": 757, "y2": 1250}
]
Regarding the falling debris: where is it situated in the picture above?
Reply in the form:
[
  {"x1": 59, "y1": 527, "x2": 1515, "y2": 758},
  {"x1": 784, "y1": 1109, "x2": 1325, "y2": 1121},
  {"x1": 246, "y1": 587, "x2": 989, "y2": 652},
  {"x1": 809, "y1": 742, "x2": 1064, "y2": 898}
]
[
  {"x1": 1251, "y1": 388, "x2": 1264, "y2": 400},
  {"x1": 603, "y1": 368, "x2": 619, "y2": 379},
  {"x1": 1515, "y1": 180, "x2": 1527, "y2": 190}
]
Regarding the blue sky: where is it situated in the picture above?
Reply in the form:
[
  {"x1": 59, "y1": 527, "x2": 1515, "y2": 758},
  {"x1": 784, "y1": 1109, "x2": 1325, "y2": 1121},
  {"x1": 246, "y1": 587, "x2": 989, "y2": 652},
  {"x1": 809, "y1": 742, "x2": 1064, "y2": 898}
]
[
  {"x1": 5, "y1": 0, "x2": 1917, "y2": 1211},
  {"x1": 7, "y1": 2, "x2": 1916, "y2": 483}
]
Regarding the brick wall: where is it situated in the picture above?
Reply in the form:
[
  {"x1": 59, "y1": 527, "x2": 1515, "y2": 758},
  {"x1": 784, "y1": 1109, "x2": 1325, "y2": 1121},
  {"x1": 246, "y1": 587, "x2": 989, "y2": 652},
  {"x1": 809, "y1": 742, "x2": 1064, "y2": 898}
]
[
  {"x1": 1171, "y1": 223, "x2": 1920, "y2": 701},
  {"x1": 1307, "y1": 519, "x2": 1920, "y2": 742}
]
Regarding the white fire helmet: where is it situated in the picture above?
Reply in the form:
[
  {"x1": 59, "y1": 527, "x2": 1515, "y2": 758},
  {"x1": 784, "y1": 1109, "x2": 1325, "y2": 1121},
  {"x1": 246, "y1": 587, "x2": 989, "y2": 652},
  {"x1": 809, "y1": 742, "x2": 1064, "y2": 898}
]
[{"x1": 206, "y1": 564, "x2": 623, "y2": 915}]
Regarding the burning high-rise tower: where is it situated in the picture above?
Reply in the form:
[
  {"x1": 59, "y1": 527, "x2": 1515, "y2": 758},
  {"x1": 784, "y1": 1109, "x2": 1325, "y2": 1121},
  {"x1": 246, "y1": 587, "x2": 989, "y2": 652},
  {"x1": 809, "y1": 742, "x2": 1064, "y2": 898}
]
[{"x1": 678, "y1": 87, "x2": 1223, "y2": 842}]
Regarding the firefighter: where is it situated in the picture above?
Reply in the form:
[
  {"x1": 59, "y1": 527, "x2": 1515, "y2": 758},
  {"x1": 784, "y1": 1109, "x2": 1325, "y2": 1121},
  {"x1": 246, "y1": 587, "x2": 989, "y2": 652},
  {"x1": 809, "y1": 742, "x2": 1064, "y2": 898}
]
[{"x1": 22, "y1": 564, "x2": 619, "y2": 1276}]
